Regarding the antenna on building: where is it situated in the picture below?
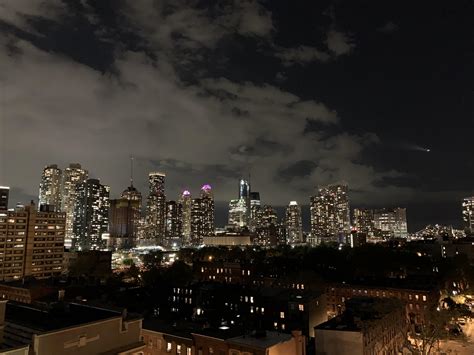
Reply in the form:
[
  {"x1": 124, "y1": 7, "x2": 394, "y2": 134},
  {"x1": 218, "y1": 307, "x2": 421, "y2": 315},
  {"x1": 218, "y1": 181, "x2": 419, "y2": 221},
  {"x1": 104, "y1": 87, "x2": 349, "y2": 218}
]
[{"x1": 130, "y1": 156, "x2": 134, "y2": 188}]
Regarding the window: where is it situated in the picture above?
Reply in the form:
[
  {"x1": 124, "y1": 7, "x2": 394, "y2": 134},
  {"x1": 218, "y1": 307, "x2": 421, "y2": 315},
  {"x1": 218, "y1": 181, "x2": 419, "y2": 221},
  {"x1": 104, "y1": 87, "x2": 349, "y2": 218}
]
[
  {"x1": 280, "y1": 311, "x2": 285, "y2": 319},
  {"x1": 177, "y1": 344, "x2": 181, "y2": 354},
  {"x1": 209, "y1": 347, "x2": 214, "y2": 354},
  {"x1": 422, "y1": 295, "x2": 427, "y2": 302},
  {"x1": 415, "y1": 295, "x2": 419, "y2": 301},
  {"x1": 167, "y1": 342, "x2": 172, "y2": 352},
  {"x1": 298, "y1": 304, "x2": 304, "y2": 311},
  {"x1": 187, "y1": 348, "x2": 192, "y2": 355}
]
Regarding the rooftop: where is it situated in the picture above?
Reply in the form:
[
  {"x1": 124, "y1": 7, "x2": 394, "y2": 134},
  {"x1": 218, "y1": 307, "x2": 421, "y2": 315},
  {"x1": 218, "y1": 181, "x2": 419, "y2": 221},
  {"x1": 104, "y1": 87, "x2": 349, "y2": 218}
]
[
  {"x1": 227, "y1": 331, "x2": 293, "y2": 349},
  {"x1": 315, "y1": 297, "x2": 403, "y2": 332},
  {"x1": 5, "y1": 301, "x2": 140, "y2": 333}
]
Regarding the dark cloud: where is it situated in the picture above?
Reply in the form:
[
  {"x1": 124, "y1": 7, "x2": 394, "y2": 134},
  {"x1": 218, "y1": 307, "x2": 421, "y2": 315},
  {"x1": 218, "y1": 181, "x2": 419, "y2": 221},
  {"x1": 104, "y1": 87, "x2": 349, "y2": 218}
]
[{"x1": 0, "y1": 0, "x2": 471, "y2": 228}]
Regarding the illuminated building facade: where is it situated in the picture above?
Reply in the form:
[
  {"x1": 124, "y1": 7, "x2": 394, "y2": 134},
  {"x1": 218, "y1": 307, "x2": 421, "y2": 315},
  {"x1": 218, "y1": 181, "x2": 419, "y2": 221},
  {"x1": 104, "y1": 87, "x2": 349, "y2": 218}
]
[
  {"x1": 249, "y1": 191, "x2": 261, "y2": 231},
  {"x1": 0, "y1": 186, "x2": 9, "y2": 210},
  {"x1": 310, "y1": 183, "x2": 350, "y2": 243},
  {"x1": 462, "y1": 196, "x2": 474, "y2": 234},
  {"x1": 145, "y1": 172, "x2": 166, "y2": 245},
  {"x1": 73, "y1": 178, "x2": 110, "y2": 250},
  {"x1": 228, "y1": 198, "x2": 247, "y2": 228},
  {"x1": 179, "y1": 190, "x2": 192, "y2": 245},
  {"x1": 38, "y1": 164, "x2": 62, "y2": 211},
  {"x1": 286, "y1": 201, "x2": 303, "y2": 244},
  {"x1": 373, "y1": 208, "x2": 408, "y2": 239},
  {"x1": 353, "y1": 208, "x2": 375, "y2": 238},
  {"x1": 61, "y1": 163, "x2": 88, "y2": 248},
  {"x1": 200, "y1": 184, "x2": 215, "y2": 238},
  {"x1": 165, "y1": 200, "x2": 183, "y2": 248},
  {"x1": 190, "y1": 185, "x2": 215, "y2": 245},
  {"x1": 0, "y1": 202, "x2": 65, "y2": 280}
]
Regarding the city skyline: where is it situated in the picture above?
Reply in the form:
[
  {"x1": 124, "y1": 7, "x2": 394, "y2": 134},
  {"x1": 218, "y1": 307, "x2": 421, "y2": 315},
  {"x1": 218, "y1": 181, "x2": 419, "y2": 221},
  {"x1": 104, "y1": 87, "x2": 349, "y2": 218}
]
[{"x1": 0, "y1": 1, "x2": 473, "y2": 231}]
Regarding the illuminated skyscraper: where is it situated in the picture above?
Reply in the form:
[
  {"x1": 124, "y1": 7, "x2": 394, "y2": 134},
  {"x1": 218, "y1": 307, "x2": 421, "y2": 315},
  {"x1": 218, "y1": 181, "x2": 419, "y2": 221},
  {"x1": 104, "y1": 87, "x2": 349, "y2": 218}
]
[
  {"x1": 463, "y1": 197, "x2": 474, "y2": 234},
  {"x1": 249, "y1": 191, "x2": 261, "y2": 231},
  {"x1": 200, "y1": 184, "x2": 215, "y2": 237},
  {"x1": 38, "y1": 164, "x2": 62, "y2": 211},
  {"x1": 165, "y1": 201, "x2": 183, "y2": 248},
  {"x1": 179, "y1": 190, "x2": 192, "y2": 245},
  {"x1": 285, "y1": 201, "x2": 303, "y2": 244},
  {"x1": 254, "y1": 204, "x2": 278, "y2": 246},
  {"x1": 353, "y1": 208, "x2": 375, "y2": 238},
  {"x1": 373, "y1": 208, "x2": 408, "y2": 239},
  {"x1": 73, "y1": 178, "x2": 110, "y2": 250},
  {"x1": 190, "y1": 185, "x2": 215, "y2": 245},
  {"x1": 61, "y1": 163, "x2": 88, "y2": 248},
  {"x1": 228, "y1": 199, "x2": 247, "y2": 228},
  {"x1": 145, "y1": 172, "x2": 166, "y2": 245},
  {"x1": 310, "y1": 183, "x2": 350, "y2": 243},
  {"x1": 0, "y1": 186, "x2": 9, "y2": 210}
]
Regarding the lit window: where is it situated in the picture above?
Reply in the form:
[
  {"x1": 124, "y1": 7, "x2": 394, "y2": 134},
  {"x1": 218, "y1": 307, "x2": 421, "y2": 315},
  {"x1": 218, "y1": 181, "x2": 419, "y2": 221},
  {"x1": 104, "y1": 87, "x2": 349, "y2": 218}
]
[
  {"x1": 187, "y1": 348, "x2": 191, "y2": 355},
  {"x1": 177, "y1": 345, "x2": 181, "y2": 354},
  {"x1": 281, "y1": 324, "x2": 285, "y2": 330},
  {"x1": 250, "y1": 296, "x2": 254, "y2": 303},
  {"x1": 422, "y1": 295, "x2": 427, "y2": 302},
  {"x1": 298, "y1": 304, "x2": 304, "y2": 311},
  {"x1": 273, "y1": 322, "x2": 278, "y2": 329},
  {"x1": 280, "y1": 311, "x2": 285, "y2": 319},
  {"x1": 415, "y1": 295, "x2": 419, "y2": 301},
  {"x1": 167, "y1": 342, "x2": 172, "y2": 352}
]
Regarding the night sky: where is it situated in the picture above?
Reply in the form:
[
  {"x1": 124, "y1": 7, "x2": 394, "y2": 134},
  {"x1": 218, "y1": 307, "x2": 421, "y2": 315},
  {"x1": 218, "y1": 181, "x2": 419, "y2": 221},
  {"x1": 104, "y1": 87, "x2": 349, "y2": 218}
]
[{"x1": 0, "y1": 1, "x2": 473, "y2": 231}]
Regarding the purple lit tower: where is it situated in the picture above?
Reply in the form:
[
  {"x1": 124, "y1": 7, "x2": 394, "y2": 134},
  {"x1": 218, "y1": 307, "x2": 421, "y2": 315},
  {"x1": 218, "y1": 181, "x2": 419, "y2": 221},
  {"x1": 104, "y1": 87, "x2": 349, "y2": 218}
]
[
  {"x1": 179, "y1": 189, "x2": 192, "y2": 245},
  {"x1": 190, "y1": 184, "x2": 215, "y2": 245}
]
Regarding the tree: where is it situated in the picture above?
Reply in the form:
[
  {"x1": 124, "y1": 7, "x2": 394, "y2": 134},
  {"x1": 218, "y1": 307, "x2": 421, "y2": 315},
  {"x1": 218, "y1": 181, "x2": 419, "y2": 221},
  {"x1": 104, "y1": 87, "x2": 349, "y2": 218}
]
[{"x1": 406, "y1": 306, "x2": 464, "y2": 354}]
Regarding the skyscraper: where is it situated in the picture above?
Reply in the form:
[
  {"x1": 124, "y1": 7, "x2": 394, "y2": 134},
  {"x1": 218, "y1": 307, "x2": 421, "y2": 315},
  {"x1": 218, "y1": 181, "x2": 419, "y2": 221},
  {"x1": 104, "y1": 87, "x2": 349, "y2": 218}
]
[
  {"x1": 373, "y1": 208, "x2": 408, "y2": 239},
  {"x1": 254, "y1": 205, "x2": 279, "y2": 246},
  {"x1": 0, "y1": 186, "x2": 9, "y2": 210},
  {"x1": 145, "y1": 172, "x2": 166, "y2": 245},
  {"x1": 73, "y1": 178, "x2": 110, "y2": 250},
  {"x1": 353, "y1": 208, "x2": 375, "y2": 238},
  {"x1": 249, "y1": 191, "x2": 261, "y2": 231},
  {"x1": 165, "y1": 201, "x2": 183, "y2": 248},
  {"x1": 190, "y1": 185, "x2": 215, "y2": 246},
  {"x1": 310, "y1": 183, "x2": 350, "y2": 244},
  {"x1": 61, "y1": 163, "x2": 88, "y2": 248},
  {"x1": 179, "y1": 190, "x2": 192, "y2": 245},
  {"x1": 462, "y1": 197, "x2": 474, "y2": 234},
  {"x1": 38, "y1": 164, "x2": 62, "y2": 211},
  {"x1": 109, "y1": 198, "x2": 141, "y2": 250},
  {"x1": 228, "y1": 198, "x2": 247, "y2": 228},
  {"x1": 285, "y1": 201, "x2": 303, "y2": 244},
  {"x1": 200, "y1": 184, "x2": 215, "y2": 237}
]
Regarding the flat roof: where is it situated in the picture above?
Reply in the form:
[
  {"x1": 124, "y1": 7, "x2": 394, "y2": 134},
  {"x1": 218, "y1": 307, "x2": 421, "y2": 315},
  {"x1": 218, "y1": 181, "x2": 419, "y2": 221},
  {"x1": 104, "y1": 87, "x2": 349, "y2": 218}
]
[
  {"x1": 5, "y1": 302, "x2": 138, "y2": 333},
  {"x1": 227, "y1": 331, "x2": 292, "y2": 349}
]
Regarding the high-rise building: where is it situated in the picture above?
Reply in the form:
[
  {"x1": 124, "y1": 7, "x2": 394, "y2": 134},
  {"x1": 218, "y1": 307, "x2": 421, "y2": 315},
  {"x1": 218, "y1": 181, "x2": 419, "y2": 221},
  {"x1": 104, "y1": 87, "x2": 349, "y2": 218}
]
[
  {"x1": 190, "y1": 185, "x2": 215, "y2": 246},
  {"x1": 0, "y1": 201, "x2": 65, "y2": 280},
  {"x1": 285, "y1": 201, "x2": 303, "y2": 244},
  {"x1": 190, "y1": 198, "x2": 203, "y2": 246},
  {"x1": 353, "y1": 208, "x2": 375, "y2": 238},
  {"x1": 145, "y1": 172, "x2": 166, "y2": 245},
  {"x1": 73, "y1": 178, "x2": 110, "y2": 250},
  {"x1": 38, "y1": 164, "x2": 62, "y2": 211},
  {"x1": 109, "y1": 198, "x2": 140, "y2": 250},
  {"x1": 249, "y1": 191, "x2": 261, "y2": 231},
  {"x1": 254, "y1": 205, "x2": 278, "y2": 246},
  {"x1": 200, "y1": 184, "x2": 215, "y2": 237},
  {"x1": 61, "y1": 163, "x2": 88, "y2": 248},
  {"x1": 165, "y1": 201, "x2": 183, "y2": 248},
  {"x1": 228, "y1": 199, "x2": 247, "y2": 228},
  {"x1": 462, "y1": 197, "x2": 474, "y2": 234},
  {"x1": 0, "y1": 186, "x2": 9, "y2": 210},
  {"x1": 373, "y1": 208, "x2": 408, "y2": 239},
  {"x1": 310, "y1": 183, "x2": 350, "y2": 243},
  {"x1": 179, "y1": 190, "x2": 192, "y2": 245}
]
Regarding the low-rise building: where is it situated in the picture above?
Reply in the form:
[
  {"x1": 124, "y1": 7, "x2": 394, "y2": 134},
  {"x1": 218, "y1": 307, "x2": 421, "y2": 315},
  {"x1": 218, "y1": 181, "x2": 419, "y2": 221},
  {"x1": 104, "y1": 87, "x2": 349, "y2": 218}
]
[
  {"x1": 3, "y1": 301, "x2": 144, "y2": 354},
  {"x1": 315, "y1": 297, "x2": 406, "y2": 355}
]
